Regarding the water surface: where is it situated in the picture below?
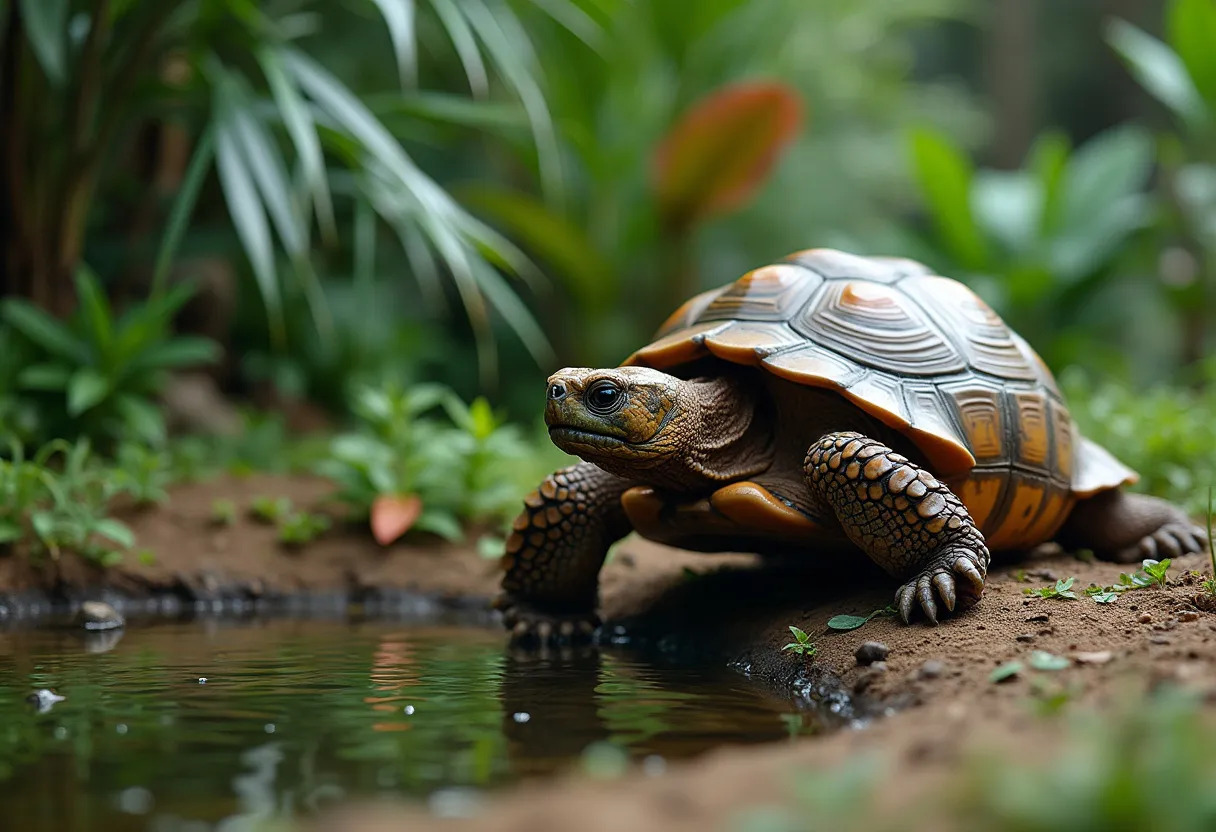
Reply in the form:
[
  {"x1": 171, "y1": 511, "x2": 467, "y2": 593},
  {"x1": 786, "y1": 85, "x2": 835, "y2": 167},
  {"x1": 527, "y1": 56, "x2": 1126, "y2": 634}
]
[{"x1": 0, "y1": 619, "x2": 815, "y2": 831}]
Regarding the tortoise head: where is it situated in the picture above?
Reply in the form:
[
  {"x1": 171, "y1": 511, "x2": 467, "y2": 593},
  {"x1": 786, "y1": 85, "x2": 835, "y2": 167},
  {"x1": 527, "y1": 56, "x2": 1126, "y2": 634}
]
[
  {"x1": 544, "y1": 366, "x2": 771, "y2": 488},
  {"x1": 544, "y1": 367, "x2": 688, "y2": 474}
]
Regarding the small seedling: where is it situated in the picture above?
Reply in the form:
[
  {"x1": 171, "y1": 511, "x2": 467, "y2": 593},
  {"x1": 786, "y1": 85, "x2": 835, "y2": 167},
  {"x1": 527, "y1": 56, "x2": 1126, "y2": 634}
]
[
  {"x1": 210, "y1": 499, "x2": 237, "y2": 526},
  {"x1": 1012, "y1": 569, "x2": 1029, "y2": 583},
  {"x1": 250, "y1": 496, "x2": 293, "y2": 524},
  {"x1": 782, "y1": 626, "x2": 817, "y2": 659},
  {"x1": 827, "y1": 605, "x2": 897, "y2": 632},
  {"x1": 990, "y1": 660, "x2": 1023, "y2": 683},
  {"x1": 1141, "y1": 558, "x2": 1171, "y2": 588},
  {"x1": 136, "y1": 549, "x2": 157, "y2": 566},
  {"x1": 278, "y1": 512, "x2": 330, "y2": 546},
  {"x1": 1028, "y1": 650, "x2": 1071, "y2": 671},
  {"x1": 1024, "y1": 577, "x2": 1078, "y2": 600}
]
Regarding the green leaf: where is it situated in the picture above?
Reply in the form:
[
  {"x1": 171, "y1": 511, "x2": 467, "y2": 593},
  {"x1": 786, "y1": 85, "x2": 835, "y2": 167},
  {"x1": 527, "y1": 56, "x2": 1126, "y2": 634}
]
[
  {"x1": 909, "y1": 127, "x2": 989, "y2": 270},
  {"x1": 1092, "y1": 591, "x2": 1119, "y2": 604},
  {"x1": 972, "y1": 171, "x2": 1041, "y2": 256},
  {"x1": 989, "y1": 661, "x2": 1024, "y2": 683},
  {"x1": 0, "y1": 520, "x2": 23, "y2": 544},
  {"x1": 74, "y1": 265, "x2": 114, "y2": 361},
  {"x1": 428, "y1": 0, "x2": 489, "y2": 97},
  {"x1": 94, "y1": 518, "x2": 135, "y2": 549},
  {"x1": 67, "y1": 369, "x2": 110, "y2": 416},
  {"x1": 827, "y1": 614, "x2": 871, "y2": 632},
  {"x1": 1057, "y1": 125, "x2": 1154, "y2": 237},
  {"x1": 213, "y1": 76, "x2": 284, "y2": 345},
  {"x1": 151, "y1": 130, "x2": 216, "y2": 297},
  {"x1": 369, "y1": 0, "x2": 417, "y2": 88},
  {"x1": 17, "y1": 363, "x2": 71, "y2": 391},
  {"x1": 1, "y1": 300, "x2": 84, "y2": 361},
  {"x1": 653, "y1": 82, "x2": 802, "y2": 228},
  {"x1": 457, "y1": 186, "x2": 614, "y2": 311},
  {"x1": 18, "y1": 0, "x2": 69, "y2": 86},
  {"x1": 413, "y1": 510, "x2": 464, "y2": 542},
  {"x1": 114, "y1": 395, "x2": 166, "y2": 445},
  {"x1": 1106, "y1": 19, "x2": 1207, "y2": 127},
  {"x1": 1168, "y1": 0, "x2": 1216, "y2": 108},
  {"x1": 128, "y1": 337, "x2": 220, "y2": 372},
  {"x1": 1028, "y1": 650, "x2": 1071, "y2": 671},
  {"x1": 1028, "y1": 131, "x2": 1071, "y2": 234}
]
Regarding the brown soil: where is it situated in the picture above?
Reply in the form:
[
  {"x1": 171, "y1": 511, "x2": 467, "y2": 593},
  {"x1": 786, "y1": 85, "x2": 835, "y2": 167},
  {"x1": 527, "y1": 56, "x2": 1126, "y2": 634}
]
[{"x1": 3, "y1": 473, "x2": 1215, "y2": 830}]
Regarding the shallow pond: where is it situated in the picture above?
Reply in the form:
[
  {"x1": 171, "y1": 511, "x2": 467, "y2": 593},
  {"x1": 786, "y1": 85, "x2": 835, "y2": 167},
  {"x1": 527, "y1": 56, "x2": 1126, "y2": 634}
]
[{"x1": 0, "y1": 618, "x2": 825, "y2": 831}]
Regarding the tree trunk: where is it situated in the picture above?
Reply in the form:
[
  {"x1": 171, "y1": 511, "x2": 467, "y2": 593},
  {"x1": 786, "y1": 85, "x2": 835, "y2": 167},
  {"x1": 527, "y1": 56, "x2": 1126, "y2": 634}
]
[{"x1": 985, "y1": 0, "x2": 1038, "y2": 169}]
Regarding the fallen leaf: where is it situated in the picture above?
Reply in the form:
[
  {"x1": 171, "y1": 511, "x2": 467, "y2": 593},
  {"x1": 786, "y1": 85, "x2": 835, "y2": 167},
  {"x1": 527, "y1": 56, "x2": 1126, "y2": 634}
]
[{"x1": 370, "y1": 494, "x2": 422, "y2": 546}]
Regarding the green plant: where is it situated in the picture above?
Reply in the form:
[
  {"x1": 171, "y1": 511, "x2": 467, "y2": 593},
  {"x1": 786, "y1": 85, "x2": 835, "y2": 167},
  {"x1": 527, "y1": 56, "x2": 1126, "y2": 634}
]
[
  {"x1": 1204, "y1": 487, "x2": 1215, "y2": 597},
  {"x1": 277, "y1": 512, "x2": 331, "y2": 546},
  {"x1": 1141, "y1": 557, "x2": 1173, "y2": 587},
  {"x1": 826, "y1": 606, "x2": 897, "y2": 632},
  {"x1": 318, "y1": 383, "x2": 565, "y2": 545},
  {"x1": 0, "y1": 440, "x2": 135, "y2": 565},
  {"x1": 1083, "y1": 558, "x2": 1174, "y2": 604},
  {"x1": 0, "y1": 268, "x2": 217, "y2": 447},
  {"x1": 1024, "y1": 577, "x2": 1079, "y2": 601},
  {"x1": 111, "y1": 442, "x2": 172, "y2": 506},
  {"x1": 781, "y1": 626, "x2": 817, "y2": 659},
  {"x1": 908, "y1": 123, "x2": 1156, "y2": 373},
  {"x1": 0, "y1": 1, "x2": 597, "y2": 377},
  {"x1": 210, "y1": 499, "x2": 237, "y2": 527},
  {"x1": 249, "y1": 496, "x2": 293, "y2": 525}
]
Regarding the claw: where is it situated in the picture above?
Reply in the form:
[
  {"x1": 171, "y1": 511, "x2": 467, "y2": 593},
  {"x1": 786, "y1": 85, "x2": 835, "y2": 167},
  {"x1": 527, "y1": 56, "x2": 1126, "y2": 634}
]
[
  {"x1": 917, "y1": 576, "x2": 938, "y2": 625},
  {"x1": 1140, "y1": 535, "x2": 1159, "y2": 559},
  {"x1": 953, "y1": 558, "x2": 985, "y2": 593},
  {"x1": 1158, "y1": 531, "x2": 1183, "y2": 559},
  {"x1": 897, "y1": 584, "x2": 916, "y2": 624},
  {"x1": 933, "y1": 572, "x2": 956, "y2": 612}
]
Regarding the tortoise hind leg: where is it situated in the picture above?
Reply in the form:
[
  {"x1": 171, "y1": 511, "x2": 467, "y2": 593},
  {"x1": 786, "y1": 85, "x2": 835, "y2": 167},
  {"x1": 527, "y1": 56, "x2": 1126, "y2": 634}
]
[
  {"x1": 804, "y1": 431, "x2": 990, "y2": 624},
  {"x1": 1057, "y1": 490, "x2": 1207, "y2": 563}
]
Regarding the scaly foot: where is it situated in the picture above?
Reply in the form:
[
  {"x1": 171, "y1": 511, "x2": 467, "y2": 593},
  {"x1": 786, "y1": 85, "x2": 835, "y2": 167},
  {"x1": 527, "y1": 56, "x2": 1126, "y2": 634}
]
[
  {"x1": 495, "y1": 596, "x2": 599, "y2": 646},
  {"x1": 1110, "y1": 520, "x2": 1208, "y2": 564},
  {"x1": 894, "y1": 541, "x2": 988, "y2": 625}
]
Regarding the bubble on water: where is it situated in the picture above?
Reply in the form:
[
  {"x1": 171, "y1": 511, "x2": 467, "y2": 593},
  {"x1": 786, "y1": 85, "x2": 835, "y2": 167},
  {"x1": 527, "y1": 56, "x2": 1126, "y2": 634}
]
[
  {"x1": 512, "y1": 712, "x2": 531, "y2": 723},
  {"x1": 264, "y1": 723, "x2": 276, "y2": 734},
  {"x1": 403, "y1": 705, "x2": 416, "y2": 715},
  {"x1": 116, "y1": 724, "x2": 128, "y2": 735},
  {"x1": 115, "y1": 786, "x2": 154, "y2": 815},
  {"x1": 642, "y1": 755, "x2": 666, "y2": 777}
]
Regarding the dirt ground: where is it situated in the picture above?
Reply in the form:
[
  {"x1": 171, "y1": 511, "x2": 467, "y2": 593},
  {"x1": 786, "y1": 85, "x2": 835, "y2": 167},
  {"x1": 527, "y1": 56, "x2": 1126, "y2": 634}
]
[{"x1": 3, "y1": 473, "x2": 1215, "y2": 830}]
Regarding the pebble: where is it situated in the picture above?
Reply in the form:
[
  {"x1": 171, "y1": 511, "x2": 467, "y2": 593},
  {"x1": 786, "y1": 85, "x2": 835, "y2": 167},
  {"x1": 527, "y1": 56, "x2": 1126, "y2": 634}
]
[
  {"x1": 1138, "y1": 613, "x2": 1153, "y2": 624},
  {"x1": 1150, "y1": 636, "x2": 1172, "y2": 645},
  {"x1": 76, "y1": 601, "x2": 124, "y2": 632},
  {"x1": 1015, "y1": 633, "x2": 1036, "y2": 643},
  {"x1": 1180, "y1": 611, "x2": 1200, "y2": 622},
  {"x1": 855, "y1": 641, "x2": 890, "y2": 666},
  {"x1": 1025, "y1": 613, "x2": 1050, "y2": 623},
  {"x1": 918, "y1": 660, "x2": 946, "y2": 680}
]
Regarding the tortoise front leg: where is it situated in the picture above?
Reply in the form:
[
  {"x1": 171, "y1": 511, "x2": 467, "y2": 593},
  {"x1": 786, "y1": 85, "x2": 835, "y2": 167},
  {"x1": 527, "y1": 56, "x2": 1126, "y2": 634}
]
[
  {"x1": 804, "y1": 432, "x2": 990, "y2": 624},
  {"x1": 496, "y1": 462, "x2": 633, "y2": 644}
]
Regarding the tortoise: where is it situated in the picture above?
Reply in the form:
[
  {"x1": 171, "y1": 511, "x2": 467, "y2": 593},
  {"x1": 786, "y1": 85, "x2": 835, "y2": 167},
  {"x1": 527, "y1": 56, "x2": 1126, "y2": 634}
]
[{"x1": 496, "y1": 248, "x2": 1207, "y2": 642}]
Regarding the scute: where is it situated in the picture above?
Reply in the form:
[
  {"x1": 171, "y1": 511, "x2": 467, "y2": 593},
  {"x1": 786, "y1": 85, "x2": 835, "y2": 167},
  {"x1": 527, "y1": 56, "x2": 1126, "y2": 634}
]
[{"x1": 626, "y1": 248, "x2": 1137, "y2": 507}]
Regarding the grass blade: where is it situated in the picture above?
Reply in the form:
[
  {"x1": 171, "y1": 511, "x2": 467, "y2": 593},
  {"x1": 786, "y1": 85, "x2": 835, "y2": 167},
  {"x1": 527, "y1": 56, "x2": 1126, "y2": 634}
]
[
  {"x1": 258, "y1": 46, "x2": 337, "y2": 244},
  {"x1": 428, "y1": 0, "x2": 489, "y2": 97},
  {"x1": 370, "y1": 0, "x2": 418, "y2": 88},
  {"x1": 151, "y1": 129, "x2": 216, "y2": 298}
]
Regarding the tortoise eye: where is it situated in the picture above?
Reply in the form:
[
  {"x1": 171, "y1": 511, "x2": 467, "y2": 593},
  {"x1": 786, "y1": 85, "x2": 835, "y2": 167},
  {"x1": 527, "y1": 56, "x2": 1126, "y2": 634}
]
[{"x1": 585, "y1": 380, "x2": 624, "y2": 415}]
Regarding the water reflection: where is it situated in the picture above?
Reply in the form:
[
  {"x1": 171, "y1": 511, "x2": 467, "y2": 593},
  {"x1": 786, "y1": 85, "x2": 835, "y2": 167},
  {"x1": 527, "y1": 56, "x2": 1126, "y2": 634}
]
[{"x1": 0, "y1": 620, "x2": 811, "y2": 831}]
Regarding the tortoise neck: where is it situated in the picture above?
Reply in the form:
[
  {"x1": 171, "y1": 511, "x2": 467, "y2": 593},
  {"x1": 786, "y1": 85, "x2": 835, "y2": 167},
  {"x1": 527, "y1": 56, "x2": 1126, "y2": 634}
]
[{"x1": 667, "y1": 374, "x2": 774, "y2": 490}]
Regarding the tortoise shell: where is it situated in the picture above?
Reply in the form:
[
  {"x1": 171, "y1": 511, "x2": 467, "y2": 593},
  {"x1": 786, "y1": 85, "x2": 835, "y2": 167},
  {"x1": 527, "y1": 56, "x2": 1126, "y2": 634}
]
[{"x1": 622, "y1": 249, "x2": 1137, "y2": 550}]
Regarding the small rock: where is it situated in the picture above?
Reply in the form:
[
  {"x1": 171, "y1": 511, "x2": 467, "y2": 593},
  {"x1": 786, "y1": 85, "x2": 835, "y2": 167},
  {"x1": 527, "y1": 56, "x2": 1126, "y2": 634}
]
[
  {"x1": 869, "y1": 661, "x2": 889, "y2": 673},
  {"x1": 918, "y1": 660, "x2": 946, "y2": 679},
  {"x1": 1180, "y1": 611, "x2": 1200, "y2": 622},
  {"x1": 1015, "y1": 633, "x2": 1036, "y2": 643},
  {"x1": 1150, "y1": 636, "x2": 1171, "y2": 645},
  {"x1": 1036, "y1": 628, "x2": 1055, "y2": 636},
  {"x1": 855, "y1": 641, "x2": 890, "y2": 666},
  {"x1": 1138, "y1": 613, "x2": 1153, "y2": 624},
  {"x1": 1025, "y1": 613, "x2": 1050, "y2": 623},
  {"x1": 1074, "y1": 651, "x2": 1114, "y2": 665},
  {"x1": 76, "y1": 601, "x2": 124, "y2": 632}
]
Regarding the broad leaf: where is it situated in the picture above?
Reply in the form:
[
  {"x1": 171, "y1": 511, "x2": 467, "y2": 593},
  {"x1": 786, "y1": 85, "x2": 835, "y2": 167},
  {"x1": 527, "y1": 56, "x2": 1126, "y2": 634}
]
[
  {"x1": 74, "y1": 265, "x2": 114, "y2": 361},
  {"x1": 114, "y1": 395, "x2": 166, "y2": 445},
  {"x1": 67, "y1": 369, "x2": 109, "y2": 416},
  {"x1": 653, "y1": 82, "x2": 802, "y2": 228},
  {"x1": 17, "y1": 363, "x2": 71, "y2": 391},
  {"x1": 909, "y1": 127, "x2": 989, "y2": 270},
  {"x1": 18, "y1": 0, "x2": 69, "y2": 86},
  {"x1": 1106, "y1": 19, "x2": 1207, "y2": 127},
  {"x1": 1168, "y1": 0, "x2": 1216, "y2": 108},
  {"x1": 1, "y1": 300, "x2": 84, "y2": 361},
  {"x1": 972, "y1": 171, "x2": 1041, "y2": 256},
  {"x1": 370, "y1": 493, "x2": 423, "y2": 545},
  {"x1": 127, "y1": 337, "x2": 220, "y2": 372},
  {"x1": 94, "y1": 518, "x2": 135, "y2": 549}
]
